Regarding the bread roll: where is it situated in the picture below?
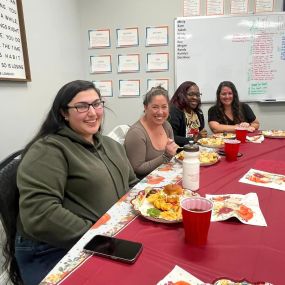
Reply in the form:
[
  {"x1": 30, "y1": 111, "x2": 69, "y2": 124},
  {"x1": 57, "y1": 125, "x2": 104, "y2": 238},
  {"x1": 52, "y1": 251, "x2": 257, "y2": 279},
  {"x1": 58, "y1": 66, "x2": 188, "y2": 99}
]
[{"x1": 163, "y1": 184, "x2": 183, "y2": 196}]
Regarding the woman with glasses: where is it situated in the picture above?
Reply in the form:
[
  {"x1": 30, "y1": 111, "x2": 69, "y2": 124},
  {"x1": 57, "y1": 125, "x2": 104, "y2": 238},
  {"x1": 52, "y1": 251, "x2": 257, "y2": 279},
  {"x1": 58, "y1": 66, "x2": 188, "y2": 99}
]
[
  {"x1": 168, "y1": 81, "x2": 207, "y2": 146},
  {"x1": 124, "y1": 86, "x2": 178, "y2": 179},
  {"x1": 15, "y1": 80, "x2": 138, "y2": 285},
  {"x1": 208, "y1": 81, "x2": 260, "y2": 133}
]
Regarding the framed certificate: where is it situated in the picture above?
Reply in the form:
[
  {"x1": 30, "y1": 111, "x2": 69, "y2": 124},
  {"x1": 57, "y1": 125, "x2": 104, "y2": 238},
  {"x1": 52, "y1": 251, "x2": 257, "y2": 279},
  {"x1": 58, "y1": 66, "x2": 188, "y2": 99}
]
[
  {"x1": 88, "y1": 29, "x2": 111, "y2": 48},
  {"x1": 146, "y1": 53, "x2": 169, "y2": 72},
  {"x1": 116, "y1": 27, "x2": 139, "y2": 47},
  {"x1": 206, "y1": 0, "x2": 224, "y2": 16},
  {"x1": 230, "y1": 0, "x2": 249, "y2": 14},
  {"x1": 118, "y1": 54, "x2": 140, "y2": 73},
  {"x1": 119, "y1": 80, "x2": 140, "y2": 97},
  {"x1": 147, "y1": 79, "x2": 169, "y2": 91},
  {"x1": 184, "y1": 0, "x2": 201, "y2": 16},
  {"x1": 92, "y1": 80, "x2": 113, "y2": 97},
  {"x1": 0, "y1": 0, "x2": 31, "y2": 81},
  {"x1": 90, "y1": 55, "x2": 112, "y2": 74},
  {"x1": 255, "y1": 0, "x2": 274, "y2": 13},
  {"x1": 146, "y1": 26, "x2": 168, "y2": 46}
]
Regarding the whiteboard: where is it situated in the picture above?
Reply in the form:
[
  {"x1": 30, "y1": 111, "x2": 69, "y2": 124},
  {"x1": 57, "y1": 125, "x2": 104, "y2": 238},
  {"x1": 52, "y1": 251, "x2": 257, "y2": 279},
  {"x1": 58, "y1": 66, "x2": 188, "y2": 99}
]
[{"x1": 175, "y1": 13, "x2": 285, "y2": 102}]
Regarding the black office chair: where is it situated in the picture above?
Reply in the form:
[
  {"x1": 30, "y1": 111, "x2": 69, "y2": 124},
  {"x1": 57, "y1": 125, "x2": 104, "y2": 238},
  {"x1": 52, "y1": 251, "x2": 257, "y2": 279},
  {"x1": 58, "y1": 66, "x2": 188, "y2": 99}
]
[{"x1": 0, "y1": 150, "x2": 23, "y2": 285}]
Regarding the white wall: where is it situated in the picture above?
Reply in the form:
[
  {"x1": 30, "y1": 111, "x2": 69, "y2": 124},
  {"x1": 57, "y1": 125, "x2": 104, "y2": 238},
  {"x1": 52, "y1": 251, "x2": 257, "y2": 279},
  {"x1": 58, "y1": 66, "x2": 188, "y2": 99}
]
[
  {"x1": 79, "y1": 0, "x2": 285, "y2": 136},
  {"x1": 0, "y1": 0, "x2": 284, "y2": 160},
  {"x1": 78, "y1": 0, "x2": 182, "y2": 134},
  {"x1": 0, "y1": 0, "x2": 84, "y2": 160}
]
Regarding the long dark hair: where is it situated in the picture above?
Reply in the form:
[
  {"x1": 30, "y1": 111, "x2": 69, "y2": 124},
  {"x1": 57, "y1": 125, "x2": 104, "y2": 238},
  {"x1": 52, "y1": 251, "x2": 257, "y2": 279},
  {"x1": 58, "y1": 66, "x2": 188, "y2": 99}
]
[
  {"x1": 170, "y1": 81, "x2": 201, "y2": 111},
  {"x1": 5, "y1": 81, "x2": 101, "y2": 284},
  {"x1": 22, "y1": 80, "x2": 101, "y2": 157},
  {"x1": 215, "y1": 81, "x2": 244, "y2": 124}
]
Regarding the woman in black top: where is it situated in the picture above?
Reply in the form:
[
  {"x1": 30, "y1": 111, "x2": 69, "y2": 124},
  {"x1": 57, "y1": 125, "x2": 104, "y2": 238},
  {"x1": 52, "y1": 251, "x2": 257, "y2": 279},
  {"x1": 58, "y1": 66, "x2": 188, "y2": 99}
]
[
  {"x1": 208, "y1": 81, "x2": 260, "y2": 133},
  {"x1": 169, "y1": 81, "x2": 207, "y2": 146}
]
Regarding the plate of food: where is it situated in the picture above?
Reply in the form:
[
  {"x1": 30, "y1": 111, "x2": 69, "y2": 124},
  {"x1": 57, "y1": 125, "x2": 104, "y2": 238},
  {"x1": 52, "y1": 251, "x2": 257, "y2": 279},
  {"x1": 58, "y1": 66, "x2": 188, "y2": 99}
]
[
  {"x1": 262, "y1": 130, "x2": 285, "y2": 138},
  {"x1": 213, "y1": 132, "x2": 236, "y2": 139},
  {"x1": 176, "y1": 150, "x2": 220, "y2": 166},
  {"x1": 131, "y1": 184, "x2": 199, "y2": 223},
  {"x1": 199, "y1": 150, "x2": 221, "y2": 166},
  {"x1": 213, "y1": 278, "x2": 272, "y2": 285},
  {"x1": 197, "y1": 137, "x2": 224, "y2": 148},
  {"x1": 175, "y1": 151, "x2": 184, "y2": 162}
]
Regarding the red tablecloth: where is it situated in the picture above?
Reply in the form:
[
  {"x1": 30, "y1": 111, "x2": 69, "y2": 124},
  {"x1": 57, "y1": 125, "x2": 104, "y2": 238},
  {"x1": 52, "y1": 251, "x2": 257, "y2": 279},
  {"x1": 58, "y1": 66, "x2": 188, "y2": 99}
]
[{"x1": 60, "y1": 138, "x2": 285, "y2": 285}]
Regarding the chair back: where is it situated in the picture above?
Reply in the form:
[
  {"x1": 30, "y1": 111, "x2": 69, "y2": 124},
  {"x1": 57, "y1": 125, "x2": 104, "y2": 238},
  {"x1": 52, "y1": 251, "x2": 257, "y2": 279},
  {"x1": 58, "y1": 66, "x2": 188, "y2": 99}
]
[
  {"x1": 107, "y1": 125, "x2": 130, "y2": 144},
  {"x1": 0, "y1": 150, "x2": 23, "y2": 285}
]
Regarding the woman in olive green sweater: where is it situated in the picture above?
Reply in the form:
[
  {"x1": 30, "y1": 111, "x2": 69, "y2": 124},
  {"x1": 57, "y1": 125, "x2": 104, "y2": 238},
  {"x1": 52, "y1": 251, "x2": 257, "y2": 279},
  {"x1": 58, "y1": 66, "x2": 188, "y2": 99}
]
[{"x1": 14, "y1": 80, "x2": 138, "y2": 285}]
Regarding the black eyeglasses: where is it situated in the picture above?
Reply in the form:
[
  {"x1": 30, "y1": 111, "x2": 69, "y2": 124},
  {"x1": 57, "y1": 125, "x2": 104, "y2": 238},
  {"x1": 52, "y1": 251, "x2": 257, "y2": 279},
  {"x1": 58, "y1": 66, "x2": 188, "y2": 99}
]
[
  {"x1": 186, "y1": 92, "x2": 202, "y2": 98},
  {"x1": 67, "y1": 100, "x2": 105, "y2": 113}
]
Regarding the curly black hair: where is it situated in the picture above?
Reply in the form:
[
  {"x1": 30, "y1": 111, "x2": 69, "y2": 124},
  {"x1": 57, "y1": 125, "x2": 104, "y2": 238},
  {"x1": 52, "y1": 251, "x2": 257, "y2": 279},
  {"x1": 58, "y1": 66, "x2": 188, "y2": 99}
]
[{"x1": 170, "y1": 81, "x2": 201, "y2": 111}]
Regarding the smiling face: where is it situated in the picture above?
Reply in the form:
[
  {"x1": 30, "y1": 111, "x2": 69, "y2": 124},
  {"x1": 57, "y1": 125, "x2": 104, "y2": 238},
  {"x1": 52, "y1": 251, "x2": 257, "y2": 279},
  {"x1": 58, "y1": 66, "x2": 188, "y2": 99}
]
[
  {"x1": 219, "y1": 86, "x2": 234, "y2": 107},
  {"x1": 63, "y1": 89, "x2": 103, "y2": 143},
  {"x1": 144, "y1": 94, "x2": 169, "y2": 126},
  {"x1": 186, "y1": 84, "x2": 201, "y2": 110}
]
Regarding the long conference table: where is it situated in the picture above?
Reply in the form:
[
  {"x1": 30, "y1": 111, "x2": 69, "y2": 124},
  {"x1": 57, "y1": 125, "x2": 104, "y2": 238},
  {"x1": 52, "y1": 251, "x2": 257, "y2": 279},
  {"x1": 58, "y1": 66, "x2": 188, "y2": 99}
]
[{"x1": 40, "y1": 135, "x2": 285, "y2": 285}]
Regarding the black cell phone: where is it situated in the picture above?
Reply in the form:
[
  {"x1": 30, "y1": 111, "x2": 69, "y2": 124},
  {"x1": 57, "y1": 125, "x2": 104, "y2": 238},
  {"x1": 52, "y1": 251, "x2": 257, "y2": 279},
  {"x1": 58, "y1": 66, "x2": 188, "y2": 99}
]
[{"x1": 83, "y1": 235, "x2": 143, "y2": 264}]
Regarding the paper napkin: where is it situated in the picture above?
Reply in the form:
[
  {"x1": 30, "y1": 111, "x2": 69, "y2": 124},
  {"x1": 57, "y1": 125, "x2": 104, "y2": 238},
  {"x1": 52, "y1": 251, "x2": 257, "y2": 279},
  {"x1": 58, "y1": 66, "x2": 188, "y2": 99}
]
[
  {"x1": 156, "y1": 265, "x2": 207, "y2": 285},
  {"x1": 240, "y1": 168, "x2": 285, "y2": 192},
  {"x1": 246, "y1": 135, "x2": 264, "y2": 143},
  {"x1": 206, "y1": 193, "x2": 267, "y2": 226},
  {"x1": 157, "y1": 265, "x2": 273, "y2": 285}
]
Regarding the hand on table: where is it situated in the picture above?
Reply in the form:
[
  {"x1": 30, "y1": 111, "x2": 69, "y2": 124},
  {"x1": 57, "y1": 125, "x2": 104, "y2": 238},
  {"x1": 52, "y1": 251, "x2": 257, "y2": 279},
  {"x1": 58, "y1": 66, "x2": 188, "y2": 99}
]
[
  {"x1": 238, "y1": 122, "x2": 255, "y2": 133},
  {"x1": 239, "y1": 122, "x2": 250, "y2": 128},
  {"x1": 165, "y1": 138, "x2": 179, "y2": 157},
  {"x1": 246, "y1": 126, "x2": 255, "y2": 132},
  {"x1": 199, "y1": 128, "x2": 208, "y2": 138}
]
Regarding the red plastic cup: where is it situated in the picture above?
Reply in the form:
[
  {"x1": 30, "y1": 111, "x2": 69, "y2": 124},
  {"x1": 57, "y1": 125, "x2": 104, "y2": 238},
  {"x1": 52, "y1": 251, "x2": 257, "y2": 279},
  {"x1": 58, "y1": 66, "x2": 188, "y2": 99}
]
[
  {"x1": 224, "y1": 139, "x2": 241, "y2": 161},
  {"x1": 180, "y1": 197, "x2": 213, "y2": 246},
  {"x1": 235, "y1": 128, "x2": 247, "y2": 143}
]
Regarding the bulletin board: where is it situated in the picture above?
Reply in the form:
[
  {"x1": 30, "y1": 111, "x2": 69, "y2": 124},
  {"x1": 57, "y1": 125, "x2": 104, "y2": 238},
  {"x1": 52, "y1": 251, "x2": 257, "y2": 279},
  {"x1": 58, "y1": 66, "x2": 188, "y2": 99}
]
[
  {"x1": 0, "y1": 0, "x2": 31, "y2": 81},
  {"x1": 175, "y1": 13, "x2": 285, "y2": 102}
]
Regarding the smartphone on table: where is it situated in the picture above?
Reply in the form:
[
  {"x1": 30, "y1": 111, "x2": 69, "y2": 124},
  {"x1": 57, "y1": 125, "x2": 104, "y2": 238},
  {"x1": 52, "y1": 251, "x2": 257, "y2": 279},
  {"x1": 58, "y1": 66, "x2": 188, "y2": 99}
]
[{"x1": 83, "y1": 235, "x2": 143, "y2": 264}]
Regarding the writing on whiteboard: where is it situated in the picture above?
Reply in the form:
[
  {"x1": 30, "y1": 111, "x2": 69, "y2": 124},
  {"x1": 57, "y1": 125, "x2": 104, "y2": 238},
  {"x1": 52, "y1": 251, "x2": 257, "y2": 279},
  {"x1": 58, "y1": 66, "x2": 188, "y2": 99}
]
[{"x1": 175, "y1": 14, "x2": 285, "y2": 102}]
